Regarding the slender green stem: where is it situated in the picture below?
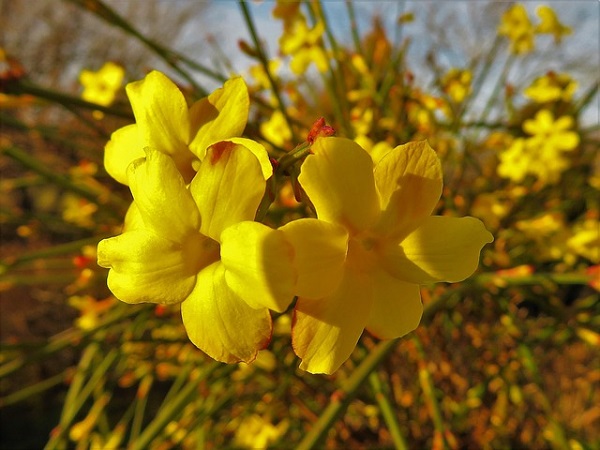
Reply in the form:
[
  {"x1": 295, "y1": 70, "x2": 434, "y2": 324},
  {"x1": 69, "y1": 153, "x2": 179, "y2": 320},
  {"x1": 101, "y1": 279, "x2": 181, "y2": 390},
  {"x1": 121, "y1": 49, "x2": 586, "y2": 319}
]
[
  {"x1": 473, "y1": 272, "x2": 595, "y2": 287},
  {"x1": 368, "y1": 371, "x2": 409, "y2": 450},
  {"x1": 2, "y1": 145, "x2": 129, "y2": 215},
  {"x1": 1, "y1": 235, "x2": 111, "y2": 274},
  {"x1": 412, "y1": 335, "x2": 447, "y2": 449},
  {"x1": 238, "y1": 0, "x2": 297, "y2": 142},
  {"x1": 45, "y1": 347, "x2": 119, "y2": 450},
  {"x1": 0, "y1": 304, "x2": 145, "y2": 379},
  {"x1": 5, "y1": 79, "x2": 133, "y2": 119},
  {"x1": 65, "y1": 0, "x2": 213, "y2": 95},
  {"x1": 296, "y1": 291, "x2": 453, "y2": 450},
  {"x1": 517, "y1": 344, "x2": 570, "y2": 449},
  {"x1": 0, "y1": 370, "x2": 69, "y2": 407},
  {"x1": 308, "y1": 0, "x2": 353, "y2": 137},
  {"x1": 345, "y1": 0, "x2": 362, "y2": 55},
  {"x1": 130, "y1": 363, "x2": 226, "y2": 450}
]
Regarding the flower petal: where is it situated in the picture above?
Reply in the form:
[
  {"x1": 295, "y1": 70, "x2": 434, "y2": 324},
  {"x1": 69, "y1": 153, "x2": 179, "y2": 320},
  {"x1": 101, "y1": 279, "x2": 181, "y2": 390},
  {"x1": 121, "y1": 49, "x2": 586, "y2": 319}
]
[
  {"x1": 104, "y1": 124, "x2": 144, "y2": 185},
  {"x1": 380, "y1": 216, "x2": 494, "y2": 284},
  {"x1": 366, "y1": 268, "x2": 422, "y2": 339},
  {"x1": 292, "y1": 268, "x2": 372, "y2": 374},
  {"x1": 299, "y1": 137, "x2": 380, "y2": 233},
  {"x1": 126, "y1": 71, "x2": 197, "y2": 182},
  {"x1": 279, "y1": 218, "x2": 348, "y2": 299},
  {"x1": 221, "y1": 221, "x2": 295, "y2": 313},
  {"x1": 126, "y1": 71, "x2": 190, "y2": 151},
  {"x1": 188, "y1": 77, "x2": 249, "y2": 159},
  {"x1": 128, "y1": 148, "x2": 200, "y2": 241},
  {"x1": 373, "y1": 141, "x2": 443, "y2": 240},
  {"x1": 181, "y1": 262, "x2": 272, "y2": 364},
  {"x1": 97, "y1": 231, "x2": 198, "y2": 305},
  {"x1": 190, "y1": 140, "x2": 266, "y2": 242}
]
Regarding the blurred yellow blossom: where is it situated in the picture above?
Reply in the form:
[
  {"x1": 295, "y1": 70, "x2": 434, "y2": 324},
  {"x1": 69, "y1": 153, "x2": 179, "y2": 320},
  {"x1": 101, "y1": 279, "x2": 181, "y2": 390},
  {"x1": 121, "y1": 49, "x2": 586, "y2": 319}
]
[
  {"x1": 278, "y1": 137, "x2": 493, "y2": 373},
  {"x1": 61, "y1": 194, "x2": 98, "y2": 228},
  {"x1": 567, "y1": 219, "x2": 600, "y2": 264},
  {"x1": 535, "y1": 5, "x2": 572, "y2": 43},
  {"x1": 498, "y1": 109, "x2": 579, "y2": 183},
  {"x1": 524, "y1": 72, "x2": 578, "y2": 103},
  {"x1": 68, "y1": 295, "x2": 116, "y2": 330},
  {"x1": 498, "y1": 4, "x2": 535, "y2": 54},
  {"x1": 524, "y1": 109, "x2": 579, "y2": 154},
  {"x1": 79, "y1": 62, "x2": 124, "y2": 118},
  {"x1": 248, "y1": 59, "x2": 280, "y2": 92},
  {"x1": 441, "y1": 68, "x2": 472, "y2": 103},
  {"x1": 234, "y1": 415, "x2": 288, "y2": 449},
  {"x1": 278, "y1": 15, "x2": 328, "y2": 74},
  {"x1": 260, "y1": 110, "x2": 292, "y2": 148}
]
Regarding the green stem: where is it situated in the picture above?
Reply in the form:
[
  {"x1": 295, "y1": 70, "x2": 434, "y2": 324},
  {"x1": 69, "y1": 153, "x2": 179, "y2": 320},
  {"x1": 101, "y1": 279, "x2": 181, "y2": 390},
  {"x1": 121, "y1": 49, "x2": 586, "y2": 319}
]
[
  {"x1": 238, "y1": 0, "x2": 297, "y2": 142},
  {"x1": 345, "y1": 0, "x2": 362, "y2": 56},
  {"x1": 473, "y1": 272, "x2": 595, "y2": 287},
  {"x1": 5, "y1": 79, "x2": 133, "y2": 119},
  {"x1": 412, "y1": 335, "x2": 447, "y2": 449},
  {"x1": 0, "y1": 304, "x2": 145, "y2": 379},
  {"x1": 45, "y1": 347, "x2": 119, "y2": 450},
  {"x1": 308, "y1": 0, "x2": 353, "y2": 137},
  {"x1": 65, "y1": 0, "x2": 216, "y2": 95},
  {"x1": 368, "y1": 371, "x2": 409, "y2": 450},
  {"x1": 296, "y1": 292, "x2": 452, "y2": 450},
  {"x1": 129, "y1": 363, "x2": 227, "y2": 450},
  {"x1": 0, "y1": 370, "x2": 69, "y2": 407},
  {"x1": 1, "y1": 145, "x2": 129, "y2": 215},
  {"x1": 0, "y1": 235, "x2": 110, "y2": 274}
]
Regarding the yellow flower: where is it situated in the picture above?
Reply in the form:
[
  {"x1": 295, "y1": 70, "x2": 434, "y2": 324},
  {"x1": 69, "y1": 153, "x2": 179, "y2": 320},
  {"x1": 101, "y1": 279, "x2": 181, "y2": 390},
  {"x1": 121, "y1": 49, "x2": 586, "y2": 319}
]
[
  {"x1": 567, "y1": 219, "x2": 600, "y2": 263},
  {"x1": 278, "y1": 137, "x2": 493, "y2": 373},
  {"x1": 498, "y1": 4, "x2": 535, "y2": 54},
  {"x1": 79, "y1": 61, "x2": 124, "y2": 108},
  {"x1": 441, "y1": 68, "x2": 472, "y2": 103},
  {"x1": 97, "y1": 143, "x2": 295, "y2": 363},
  {"x1": 498, "y1": 110, "x2": 579, "y2": 183},
  {"x1": 234, "y1": 415, "x2": 288, "y2": 449},
  {"x1": 279, "y1": 17, "x2": 328, "y2": 74},
  {"x1": 535, "y1": 5, "x2": 571, "y2": 43},
  {"x1": 523, "y1": 109, "x2": 579, "y2": 154},
  {"x1": 523, "y1": 72, "x2": 578, "y2": 103},
  {"x1": 260, "y1": 110, "x2": 292, "y2": 148},
  {"x1": 104, "y1": 71, "x2": 249, "y2": 185}
]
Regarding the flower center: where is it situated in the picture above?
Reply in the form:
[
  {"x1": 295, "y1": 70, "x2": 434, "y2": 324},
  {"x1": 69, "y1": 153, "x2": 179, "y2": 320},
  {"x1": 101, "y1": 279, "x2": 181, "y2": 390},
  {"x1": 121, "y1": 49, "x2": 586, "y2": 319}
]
[
  {"x1": 347, "y1": 232, "x2": 380, "y2": 274},
  {"x1": 183, "y1": 232, "x2": 221, "y2": 273}
]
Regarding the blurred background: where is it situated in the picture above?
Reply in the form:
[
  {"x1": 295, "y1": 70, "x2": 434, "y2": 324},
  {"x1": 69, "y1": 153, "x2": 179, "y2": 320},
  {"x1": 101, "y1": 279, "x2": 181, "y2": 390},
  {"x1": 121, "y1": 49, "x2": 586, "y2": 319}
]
[{"x1": 1, "y1": 1, "x2": 598, "y2": 449}]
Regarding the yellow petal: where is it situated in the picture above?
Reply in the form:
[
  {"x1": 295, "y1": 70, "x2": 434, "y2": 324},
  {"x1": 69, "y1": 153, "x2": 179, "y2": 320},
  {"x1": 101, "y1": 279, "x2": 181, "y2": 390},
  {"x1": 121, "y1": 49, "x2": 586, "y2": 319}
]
[
  {"x1": 128, "y1": 148, "x2": 200, "y2": 241},
  {"x1": 292, "y1": 268, "x2": 372, "y2": 374},
  {"x1": 225, "y1": 137, "x2": 273, "y2": 180},
  {"x1": 190, "y1": 141, "x2": 266, "y2": 242},
  {"x1": 221, "y1": 221, "x2": 295, "y2": 313},
  {"x1": 366, "y1": 268, "x2": 422, "y2": 339},
  {"x1": 299, "y1": 137, "x2": 380, "y2": 234},
  {"x1": 373, "y1": 141, "x2": 443, "y2": 240},
  {"x1": 188, "y1": 77, "x2": 249, "y2": 159},
  {"x1": 181, "y1": 262, "x2": 272, "y2": 364},
  {"x1": 104, "y1": 124, "x2": 144, "y2": 185},
  {"x1": 279, "y1": 218, "x2": 348, "y2": 299},
  {"x1": 126, "y1": 71, "x2": 189, "y2": 151},
  {"x1": 98, "y1": 231, "x2": 198, "y2": 305},
  {"x1": 380, "y1": 216, "x2": 494, "y2": 284}
]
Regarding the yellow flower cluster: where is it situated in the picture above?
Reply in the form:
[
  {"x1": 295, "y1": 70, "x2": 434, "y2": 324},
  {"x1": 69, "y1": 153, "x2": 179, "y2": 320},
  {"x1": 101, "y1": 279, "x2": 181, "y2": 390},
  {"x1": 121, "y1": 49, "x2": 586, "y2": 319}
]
[
  {"x1": 274, "y1": 0, "x2": 328, "y2": 74},
  {"x1": 498, "y1": 4, "x2": 571, "y2": 54},
  {"x1": 97, "y1": 71, "x2": 493, "y2": 374},
  {"x1": 498, "y1": 109, "x2": 579, "y2": 184}
]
